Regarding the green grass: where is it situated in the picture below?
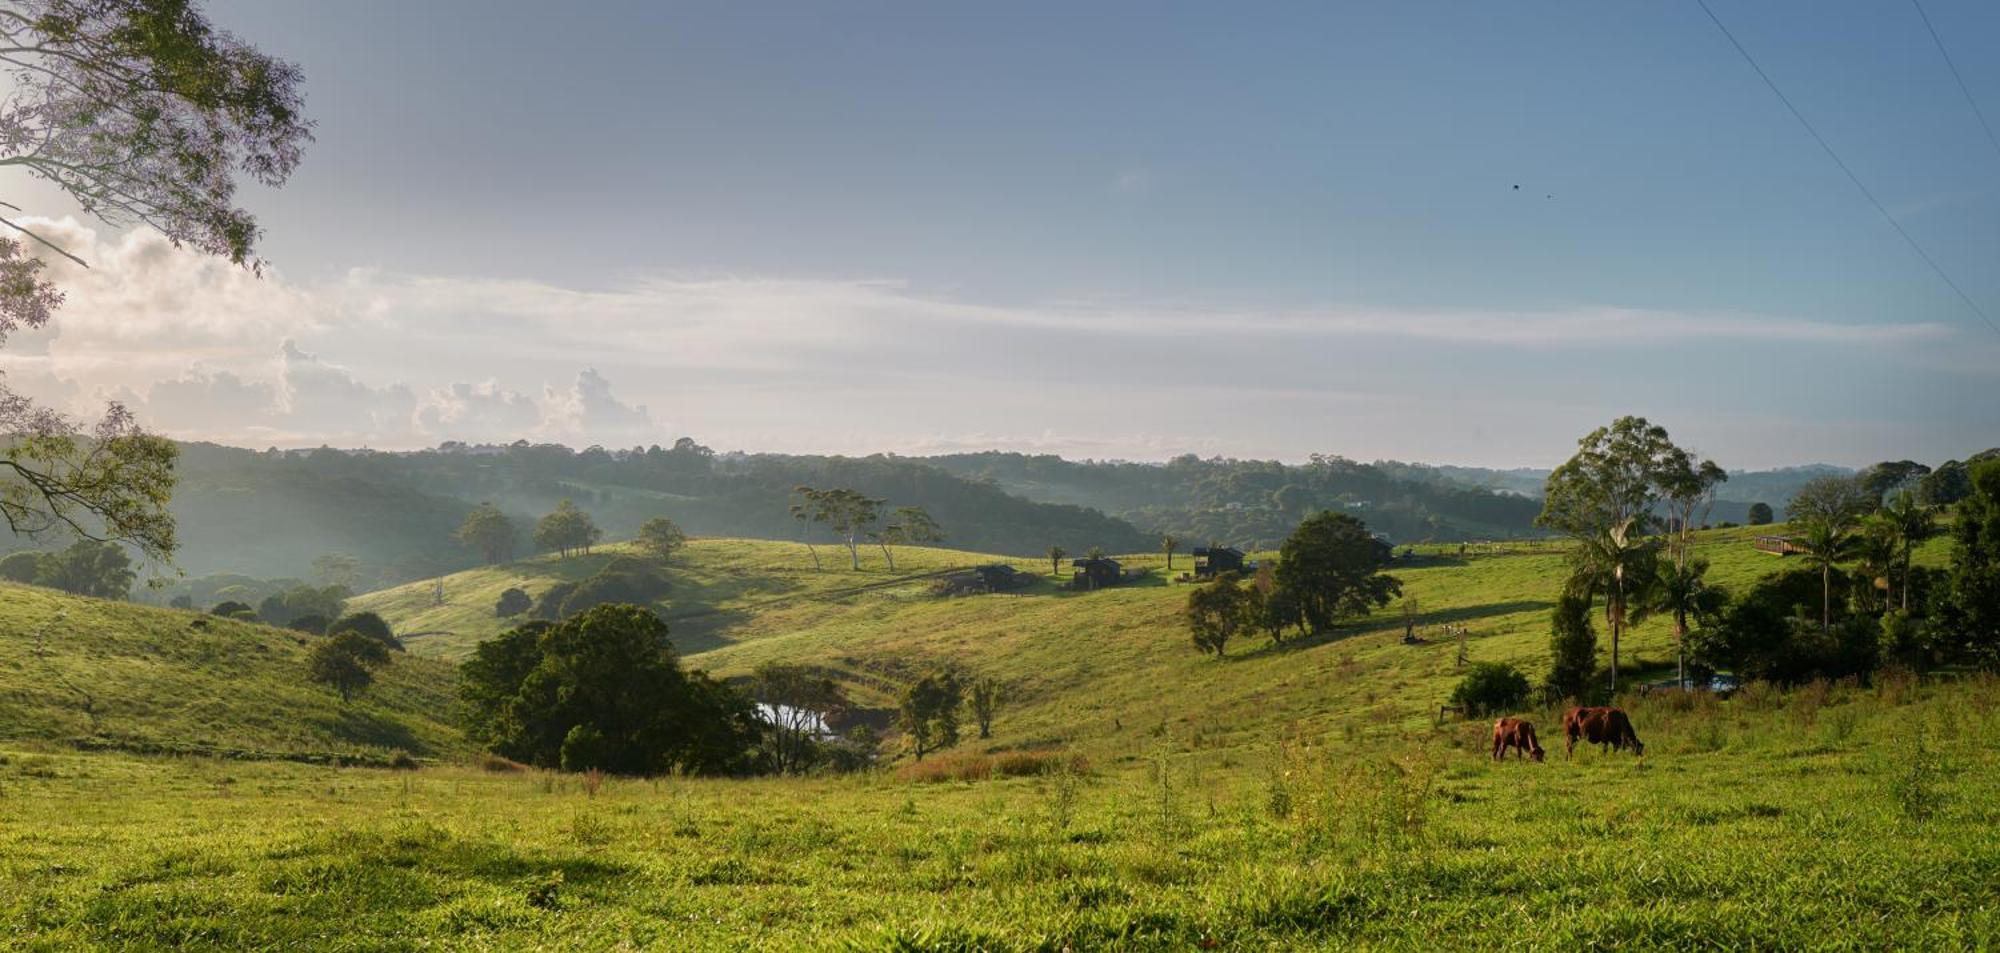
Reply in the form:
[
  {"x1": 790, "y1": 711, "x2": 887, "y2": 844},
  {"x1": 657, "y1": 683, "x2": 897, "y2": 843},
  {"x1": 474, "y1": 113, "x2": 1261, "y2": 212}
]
[
  {"x1": 348, "y1": 538, "x2": 1002, "y2": 659},
  {"x1": 0, "y1": 583, "x2": 463, "y2": 763},
  {"x1": 0, "y1": 520, "x2": 1985, "y2": 948},
  {"x1": 2, "y1": 676, "x2": 1994, "y2": 949}
]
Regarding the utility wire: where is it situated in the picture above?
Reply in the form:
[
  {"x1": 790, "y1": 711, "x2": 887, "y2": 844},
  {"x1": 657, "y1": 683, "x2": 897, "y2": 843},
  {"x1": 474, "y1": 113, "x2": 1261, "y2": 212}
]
[
  {"x1": 1911, "y1": 0, "x2": 2000, "y2": 166},
  {"x1": 1694, "y1": 0, "x2": 2000, "y2": 337}
]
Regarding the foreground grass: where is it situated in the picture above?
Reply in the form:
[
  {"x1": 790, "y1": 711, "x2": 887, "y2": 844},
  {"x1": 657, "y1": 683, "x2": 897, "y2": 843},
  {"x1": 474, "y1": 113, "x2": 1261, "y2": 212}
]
[{"x1": 3, "y1": 675, "x2": 1995, "y2": 950}]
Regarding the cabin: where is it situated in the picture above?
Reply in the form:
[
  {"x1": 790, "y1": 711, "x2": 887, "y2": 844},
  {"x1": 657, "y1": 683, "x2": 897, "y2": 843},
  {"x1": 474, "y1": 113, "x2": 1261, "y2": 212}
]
[
  {"x1": 1192, "y1": 546, "x2": 1246, "y2": 579},
  {"x1": 1753, "y1": 535, "x2": 1806, "y2": 556},
  {"x1": 932, "y1": 564, "x2": 1032, "y2": 596},
  {"x1": 1070, "y1": 556, "x2": 1123, "y2": 590}
]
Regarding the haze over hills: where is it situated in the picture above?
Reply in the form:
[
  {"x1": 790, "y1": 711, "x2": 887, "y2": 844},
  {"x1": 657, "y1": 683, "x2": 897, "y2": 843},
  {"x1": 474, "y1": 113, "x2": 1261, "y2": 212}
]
[{"x1": 39, "y1": 439, "x2": 1981, "y2": 596}]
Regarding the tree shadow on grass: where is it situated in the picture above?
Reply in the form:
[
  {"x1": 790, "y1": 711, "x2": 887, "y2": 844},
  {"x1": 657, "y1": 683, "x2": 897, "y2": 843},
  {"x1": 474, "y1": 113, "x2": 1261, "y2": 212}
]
[
  {"x1": 1227, "y1": 599, "x2": 1553, "y2": 660},
  {"x1": 657, "y1": 607, "x2": 751, "y2": 655},
  {"x1": 320, "y1": 707, "x2": 425, "y2": 754}
]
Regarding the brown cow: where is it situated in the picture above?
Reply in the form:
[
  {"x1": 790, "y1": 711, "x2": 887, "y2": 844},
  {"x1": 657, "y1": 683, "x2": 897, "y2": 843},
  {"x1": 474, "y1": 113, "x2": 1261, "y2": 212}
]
[
  {"x1": 1491, "y1": 717, "x2": 1545, "y2": 762},
  {"x1": 1562, "y1": 706, "x2": 1644, "y2": 758}
]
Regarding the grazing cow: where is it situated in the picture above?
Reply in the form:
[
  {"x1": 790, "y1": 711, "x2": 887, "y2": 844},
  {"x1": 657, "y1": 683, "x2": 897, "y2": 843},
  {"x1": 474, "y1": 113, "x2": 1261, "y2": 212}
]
[
  {"x1": 1491, "y1": 717, "x2": 1545, "y2": 762},
  {"x1": 1562, "y1": 706, "x2": 1645, "y2": 758}
]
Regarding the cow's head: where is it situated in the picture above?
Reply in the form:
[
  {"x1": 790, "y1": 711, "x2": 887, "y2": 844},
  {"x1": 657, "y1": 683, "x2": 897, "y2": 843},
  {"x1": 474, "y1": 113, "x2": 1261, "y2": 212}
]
[{"x1": 1529, "y1": 744, "x2": 1546, "y2": 763}]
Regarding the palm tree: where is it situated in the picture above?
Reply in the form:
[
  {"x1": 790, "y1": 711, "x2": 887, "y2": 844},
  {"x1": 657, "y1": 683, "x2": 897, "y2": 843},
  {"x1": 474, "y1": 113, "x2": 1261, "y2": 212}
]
[
  {"x1": 1566, "y1": 518, "x2": 1658, "y2": 694},
  {"x1": 1649, "y1": 556, "x2": 1721, "y2": 690},
  {"x1": 1046, "y1": 545, "x2": 1066, "y2": 576},
  {"x1": 1794, "y1": 519, "x2": 1856, "y2": 634},
  {"x1": 1854, "y1": 515, "x2": 1898, "y2": 616},
  {"x1": 1161, "y1": 534, "x2": 1180, "y2": 571},
  {"x1": 1880, "y1": 491, "x2": 1936, "y2": 612}
]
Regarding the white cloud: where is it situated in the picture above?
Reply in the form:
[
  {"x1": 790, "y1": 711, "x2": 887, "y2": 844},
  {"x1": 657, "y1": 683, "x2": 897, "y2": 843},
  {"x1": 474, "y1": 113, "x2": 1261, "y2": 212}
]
[
  {"x1": 0, "y1": 218, "x2": 1979, "y2": 464},
  {"x1": 538, "y1": 368, "x2": 655, "y2": 445},
  {"x1": 414, "y1": 379, "x2": 542, "y2": 443}
]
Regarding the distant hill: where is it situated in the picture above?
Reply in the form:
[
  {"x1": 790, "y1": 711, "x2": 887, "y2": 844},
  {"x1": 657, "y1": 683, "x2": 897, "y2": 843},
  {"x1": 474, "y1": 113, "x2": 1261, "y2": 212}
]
[
  {"x1": 134, "y1": 441, "x2": 1158, "y2": 585},
  {"x1": 0, "y1": 582, "x2": 463, "y2": 762},
  {"x1": 1411, "y1": 462, "x2": 1864, "y2": 522},
  {"x1": 922, "y1": 452, "x2": 1546, "y2": 548}
]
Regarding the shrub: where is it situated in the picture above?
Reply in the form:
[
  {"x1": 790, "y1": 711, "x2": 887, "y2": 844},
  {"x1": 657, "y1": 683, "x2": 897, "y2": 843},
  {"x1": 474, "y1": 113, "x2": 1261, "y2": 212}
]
[
  {"x1": 495, "y1": 587, "x2": 532, "y2": 618},
  {"x1": 897, "y1": 749, "x2": 1088, "y2": 783},
  {"x1": 287, "y1": 614, "x2": 330, "y2": 635},
  {"x1": 210, "y1": 600, "x2": 257, "y2": 620},
  {"x1": 0, "y1": 551, "x2": 41, "y2": 583},
  {"x1": 387, "y1": 750, "x2": 419, "y2": 771},
  {"x1": 1544, "y1": 593, "x2": 1597, "y2": 702},
  {"x1": 1450, "y1": 662, "x2": 1530, "y2": 716},
  {"x1": 327, "y1": 612, "x2": 401, "y2": 651},
  {"x1": 476, "y1": 753, "x2": 527, "y2": 773},
  {"x1": 557, "y1": 569, "x2": 669, "y2": 618}
]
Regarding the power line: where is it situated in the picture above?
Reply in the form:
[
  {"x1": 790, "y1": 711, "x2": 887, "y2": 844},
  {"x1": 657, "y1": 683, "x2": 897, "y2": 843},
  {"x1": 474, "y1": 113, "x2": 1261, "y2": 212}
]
[
  {"x1": 1910, "y1": 0, "x2": 2000, "y2": 166},
  {"x1": 1693, "y1": 0, "x2": 2000, "y2": 337}
]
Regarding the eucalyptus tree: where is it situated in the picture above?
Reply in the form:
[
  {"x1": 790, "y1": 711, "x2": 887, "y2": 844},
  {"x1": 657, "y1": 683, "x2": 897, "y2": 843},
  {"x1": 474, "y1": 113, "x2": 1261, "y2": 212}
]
[
  {"x1": 795, "y1": 487, "x2": 884, "y2": 571},
  {"x1": 0, "y1": 1, "x2": 312, "y2": 564},
  {"x1": 455, "y1": 503, "x2": 517, "y2": 565},
  {"x1": 1538, "y1": 417, "x2": 1688, "y2": 692},
  {"x1": 789, "y1": 487, "x2": 823, "y2": 571},
  {"x1": 1655, "y1": 449, "x2": 1725, "y2": 688},
  {"x1": 873, "y1": 505, "x2": 942, "y2": 571},
  {"x1": 635, "y1": 516, "x2": 688, "y2": 565}
]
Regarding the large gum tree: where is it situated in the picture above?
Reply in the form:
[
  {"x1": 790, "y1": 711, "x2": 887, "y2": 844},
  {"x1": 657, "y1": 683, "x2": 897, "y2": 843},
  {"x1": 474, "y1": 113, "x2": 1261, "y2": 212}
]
[{"x1": 0, "y1": 0, "x2": 311, "y2": 563}]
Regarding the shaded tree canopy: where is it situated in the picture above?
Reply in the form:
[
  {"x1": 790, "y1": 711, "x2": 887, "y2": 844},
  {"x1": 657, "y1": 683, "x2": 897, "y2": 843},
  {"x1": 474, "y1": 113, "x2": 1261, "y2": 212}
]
[
  {"x1": 1273, "y1": 511, "x2": 1400, "y2": 633},
  {"x1": 534, "y1": 499, "x2": 602, "y2": 558},
  {"x1": 24, "y1": 538, "x2": 135, "y2": 598},
  {"x1": 494, "y1": 586, "x2": 532, "y2": 618},
  {"x1": 308, "y1": 630, "x2": 389, "y2": 702},
  {"x1": 898, "y1": 668, "x2": 962, "y2": 761},
  {"x1": 1940, "y1": 460, "x2": 2000, "y2": 668},
  {"x1": 455, "y1": 503, "x2": 517, "y2": 565},
  {"x1": 1185, "y1": 571, "x2": 1251, "y2": 656},
  {"x1": 635, "y1": 516, "x2": 688, "y2": 564},
  {"x1": 327, "y1": 611, "x2": 399, "y2": 651},
  {"x1": 459, "y1": 604, "x2": 760, "y2": 775}
]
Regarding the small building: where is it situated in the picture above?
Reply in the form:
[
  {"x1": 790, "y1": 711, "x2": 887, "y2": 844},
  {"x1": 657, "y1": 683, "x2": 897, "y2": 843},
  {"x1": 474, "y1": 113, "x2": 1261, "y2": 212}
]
[
  {"x1": 932, "y1": 564, "x2": 1033, "y2": 596},
  {"x1": 1070, "y1": 556, "x2": 1122, "y2": 590},
  {"x1": 1753, "y1": 535, "x2": 1805, "y2": 556},
  {"x1": 1192, "y1": 546, "x2": 1246, "y2": 579}
]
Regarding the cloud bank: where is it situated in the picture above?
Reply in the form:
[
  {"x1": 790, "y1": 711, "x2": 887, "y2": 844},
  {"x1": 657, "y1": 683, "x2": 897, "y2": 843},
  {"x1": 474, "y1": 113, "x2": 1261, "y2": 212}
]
[{"x1": 0, "y1": 218, "x2": 1982, "y2": 466}]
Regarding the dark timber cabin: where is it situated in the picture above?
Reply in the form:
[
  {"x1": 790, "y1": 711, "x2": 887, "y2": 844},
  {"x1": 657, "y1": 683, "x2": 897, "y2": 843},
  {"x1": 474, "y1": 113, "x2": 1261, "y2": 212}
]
[
  {"x1": 1070, "y1": 556, "x2": 1122, "y2": 590},
  {"x1": 1192, "y1": 546, "x2": 1246, "y2": 579}
]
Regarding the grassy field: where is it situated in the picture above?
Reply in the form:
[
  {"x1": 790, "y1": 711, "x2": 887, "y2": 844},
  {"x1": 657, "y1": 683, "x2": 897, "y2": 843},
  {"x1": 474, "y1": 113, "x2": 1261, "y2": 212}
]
[
  {"x1": 0, "y1": 583, "x2": 463, "y2": 764},
  {"x1": 2, "y1": 676, "x2": 1994, "y2": 949},
  {"x1": 2, "y1": 521, "x2": 1988, "y2": 948},
  {"x1": 360, "y1": 524, "x2": 1950, "y2": 764}
]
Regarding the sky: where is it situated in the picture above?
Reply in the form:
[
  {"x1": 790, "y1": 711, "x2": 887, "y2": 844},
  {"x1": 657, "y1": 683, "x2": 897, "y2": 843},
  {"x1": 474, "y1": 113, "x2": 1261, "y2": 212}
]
[{"x1": 2, "y1": 0, "x2": 1996, "y2": 468}]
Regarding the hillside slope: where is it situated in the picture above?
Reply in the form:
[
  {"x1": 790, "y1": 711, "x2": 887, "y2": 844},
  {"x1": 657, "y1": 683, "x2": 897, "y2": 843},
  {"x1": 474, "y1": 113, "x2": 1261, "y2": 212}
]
[
  {"x1": 360, "y1": 524, "x2": 1952, "y2": 763},
  {"x1": 0, "y1": 584, "x2": 464, "y2": 762}
]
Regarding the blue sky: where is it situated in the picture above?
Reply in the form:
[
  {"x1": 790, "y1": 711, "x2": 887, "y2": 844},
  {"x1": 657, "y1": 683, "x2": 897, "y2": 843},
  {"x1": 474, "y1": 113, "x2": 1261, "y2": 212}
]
[{"x1": 5, "y1": 0, "x2": 1996, "y2": 466}]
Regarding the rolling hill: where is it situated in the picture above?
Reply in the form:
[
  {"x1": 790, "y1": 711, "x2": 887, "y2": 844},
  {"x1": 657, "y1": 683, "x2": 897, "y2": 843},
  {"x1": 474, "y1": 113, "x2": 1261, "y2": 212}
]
[
  {"x1": 355, "y1": 523, "x2": 1954, "y2": 761},
  {"x1": 0, "y1": 582, "x2": 464, "y2": 763}
]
